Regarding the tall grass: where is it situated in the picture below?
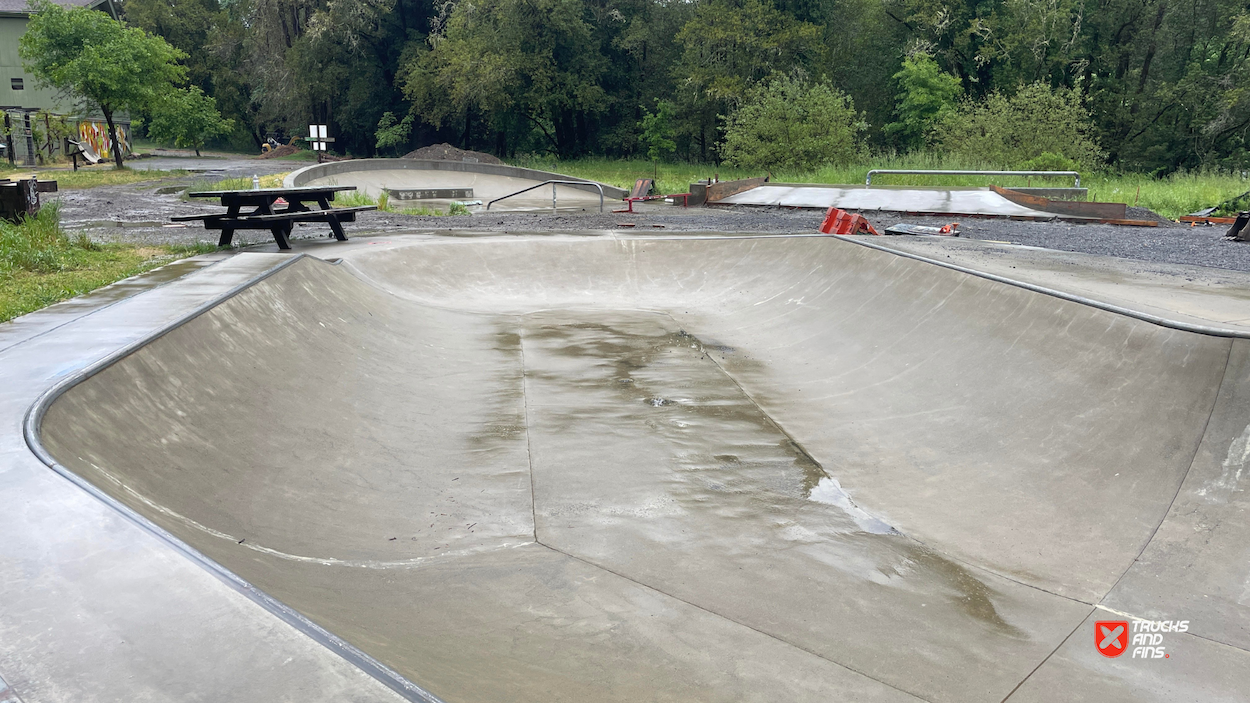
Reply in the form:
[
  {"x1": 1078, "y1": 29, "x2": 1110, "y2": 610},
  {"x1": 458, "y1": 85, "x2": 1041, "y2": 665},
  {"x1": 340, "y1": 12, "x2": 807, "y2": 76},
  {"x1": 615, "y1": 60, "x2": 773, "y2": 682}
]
[
  {"x1": 193, "y1": 173, "x2": 289, "y2": 194},
  {"x1": 0, "y1": 202, "x2": 89, "y2": 273},
  {"x1": 512, "y1": 153, "x2": 1250, "y2": 219},
  {"x1": 0, "y1": 203, "x2": 217, "y2": 322}
]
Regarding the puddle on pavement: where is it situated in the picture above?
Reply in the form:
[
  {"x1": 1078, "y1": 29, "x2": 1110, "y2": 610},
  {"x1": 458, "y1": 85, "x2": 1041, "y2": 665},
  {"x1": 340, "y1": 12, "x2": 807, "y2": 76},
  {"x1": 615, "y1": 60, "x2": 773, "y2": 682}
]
[{"x1": 519, "y1": 311, "x2": 1023, "y2": 636}]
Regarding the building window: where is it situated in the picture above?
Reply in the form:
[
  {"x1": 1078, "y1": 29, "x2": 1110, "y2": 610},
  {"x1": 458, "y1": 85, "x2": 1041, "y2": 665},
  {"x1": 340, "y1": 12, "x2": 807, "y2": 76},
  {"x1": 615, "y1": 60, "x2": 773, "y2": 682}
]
[{"x1": 11, "y1": 78, "x2": 23, "y2": 90}]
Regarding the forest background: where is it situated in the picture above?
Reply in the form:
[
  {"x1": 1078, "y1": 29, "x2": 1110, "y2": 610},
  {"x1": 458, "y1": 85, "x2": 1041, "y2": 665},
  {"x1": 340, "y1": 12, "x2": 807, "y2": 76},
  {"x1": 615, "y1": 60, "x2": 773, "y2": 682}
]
[{"x1": 117, "y1": 0, "x2": 1250, "y2": 176}]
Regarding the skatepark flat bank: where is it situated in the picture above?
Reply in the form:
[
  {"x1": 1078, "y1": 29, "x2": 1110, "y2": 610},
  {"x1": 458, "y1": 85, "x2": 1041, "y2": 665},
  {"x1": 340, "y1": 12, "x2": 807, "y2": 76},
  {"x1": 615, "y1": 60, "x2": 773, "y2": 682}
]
[{"x1": 2, "y1": 233, "x2": 1248, "y2": 702}]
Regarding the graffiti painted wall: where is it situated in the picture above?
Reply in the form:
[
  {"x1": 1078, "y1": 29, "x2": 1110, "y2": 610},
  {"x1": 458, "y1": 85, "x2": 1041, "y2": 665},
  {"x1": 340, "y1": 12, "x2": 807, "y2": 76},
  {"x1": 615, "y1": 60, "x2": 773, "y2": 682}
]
[{"x1": 78, "y1": 121, "x2": 130, "y2": 160}]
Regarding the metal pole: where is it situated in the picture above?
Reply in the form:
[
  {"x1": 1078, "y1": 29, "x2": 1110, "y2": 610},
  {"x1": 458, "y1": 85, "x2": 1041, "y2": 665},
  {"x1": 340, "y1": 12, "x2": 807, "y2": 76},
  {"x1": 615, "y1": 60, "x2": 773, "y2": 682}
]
[{"x1": 552, "y1": 182, "x2": 557, "y2": 211}]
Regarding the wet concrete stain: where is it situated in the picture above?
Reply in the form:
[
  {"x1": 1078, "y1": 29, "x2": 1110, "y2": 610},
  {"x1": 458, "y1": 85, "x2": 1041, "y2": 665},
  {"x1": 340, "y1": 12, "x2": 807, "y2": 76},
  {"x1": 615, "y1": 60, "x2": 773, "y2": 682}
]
[
  {"x1": 520, "y1": 311, "x2": 1024, "y2": 637},
  {"x1": 464, "y1": 325, "x2": 529, "y2": 450}
]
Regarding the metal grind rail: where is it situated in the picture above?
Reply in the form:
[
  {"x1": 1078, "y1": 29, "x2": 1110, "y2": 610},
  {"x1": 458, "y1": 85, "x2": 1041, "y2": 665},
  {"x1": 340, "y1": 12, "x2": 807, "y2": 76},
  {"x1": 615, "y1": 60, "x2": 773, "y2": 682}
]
[
  {"x1": 865, "y1": 169, "x2": 1081, "y2": 187},
  {"x1": 486, "y1": 180, "x2": 605, "y2": 212}
]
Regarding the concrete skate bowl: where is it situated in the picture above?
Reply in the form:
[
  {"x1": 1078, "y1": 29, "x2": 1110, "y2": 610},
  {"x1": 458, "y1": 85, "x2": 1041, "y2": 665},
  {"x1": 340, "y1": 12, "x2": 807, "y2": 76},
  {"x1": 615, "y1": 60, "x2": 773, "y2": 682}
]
[
  {"x1": 285, "y1": 158, "x2": 626, "y2": 212},
  {"x1": 32, "y1": 235, "x2": 1250, "y2": 702}
]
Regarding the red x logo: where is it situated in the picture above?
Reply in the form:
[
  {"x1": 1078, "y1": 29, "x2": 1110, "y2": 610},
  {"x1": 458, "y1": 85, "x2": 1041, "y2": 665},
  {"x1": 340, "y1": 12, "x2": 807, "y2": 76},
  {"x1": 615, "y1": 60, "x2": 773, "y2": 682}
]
[{"x1": 1096, "y1": 620, "x2": 1129, "y2": 657}]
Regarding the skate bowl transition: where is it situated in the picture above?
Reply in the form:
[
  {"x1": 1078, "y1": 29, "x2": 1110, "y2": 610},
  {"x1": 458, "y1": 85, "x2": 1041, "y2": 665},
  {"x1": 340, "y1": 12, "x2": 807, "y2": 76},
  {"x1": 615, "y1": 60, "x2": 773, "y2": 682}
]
[
  {"x1": 285, "y1": 158, "x2": 626, "y2": 211},
  {"x1": 27, "y1": 234, "x2": 1250, "y2": 702}
]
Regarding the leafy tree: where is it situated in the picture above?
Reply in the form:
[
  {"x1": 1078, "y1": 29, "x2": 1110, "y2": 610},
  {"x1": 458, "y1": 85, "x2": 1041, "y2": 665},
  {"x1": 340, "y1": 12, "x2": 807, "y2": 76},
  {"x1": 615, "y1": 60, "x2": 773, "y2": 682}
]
[
  {"x1": 403, "y1": 0, "x2": 608, "y2": 157},
  {"x1": 639, "y1": 100, "x2": 676, "y2": 162},
  {"x1": 120, "y1": 0, "x2": 222, "y2": 92},
  {"x1": 673, "y1": 0, "x2": 822, "y2": 160},
  {"x1": 884, "y1": 54, "x2": 962, "y2": 151},
  {"x1": 102, "y1": 0, "x2": 1250, "y2": 171},
  {"x1": 721, "y1": 74, "x2": 861, "y2": 171},
  {"x1": 146, "y1": 86, "x2": 234, "y2": 156},
  {"x1": 19, "y1": 0, "x2": 186, "y2": 168},
  {"x1": 933, "y1": 82, "x2": 1103, "y2": 169},
  {"x1": 375, "y1": 111, "x2": 414, "y2": 153}
]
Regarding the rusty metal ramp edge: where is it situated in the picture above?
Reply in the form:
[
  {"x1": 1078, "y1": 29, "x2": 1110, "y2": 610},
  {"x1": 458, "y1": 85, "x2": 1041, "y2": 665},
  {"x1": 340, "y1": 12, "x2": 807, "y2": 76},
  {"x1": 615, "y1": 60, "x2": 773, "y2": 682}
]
[{"x1": 20, "y1": 253, "x2": 444, "y2": 703}]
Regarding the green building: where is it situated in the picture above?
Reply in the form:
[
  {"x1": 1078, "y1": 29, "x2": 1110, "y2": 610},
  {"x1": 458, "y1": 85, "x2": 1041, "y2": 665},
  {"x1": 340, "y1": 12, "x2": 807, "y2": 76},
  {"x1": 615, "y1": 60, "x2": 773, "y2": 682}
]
[{"x1": 0, "y1": 0, "x2": 124, "y2": 165}]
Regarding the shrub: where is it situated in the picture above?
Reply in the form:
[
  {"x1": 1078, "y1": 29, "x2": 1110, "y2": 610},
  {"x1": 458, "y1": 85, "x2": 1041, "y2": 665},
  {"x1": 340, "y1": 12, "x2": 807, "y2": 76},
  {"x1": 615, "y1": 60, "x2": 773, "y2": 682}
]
[
  {"x1": 638, "y1": 100, "x2": 677, "y2": 162},
  {"x1": 933, "y1": 82, "x2": 1103, "y2": 169},
  {"x1": 720, "y1": 74, "x2": 860, "y2": 171},
  {"x1": 884, "y1": 54, "x2": 962, "y2": 152}
]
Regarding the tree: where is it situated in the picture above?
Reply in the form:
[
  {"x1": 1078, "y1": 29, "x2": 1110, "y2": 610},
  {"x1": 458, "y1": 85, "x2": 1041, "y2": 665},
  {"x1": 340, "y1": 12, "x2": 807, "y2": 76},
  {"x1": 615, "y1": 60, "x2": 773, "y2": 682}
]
[
  {"x1": 673, "y1": 0, "x2": 822, "y2": 160},
  {"x1": 120, "y1": 0, "x2": 222, "y2": 92},
  {"x1": 19, "y1": 0, "x2": 187, "y2": 168},
  {"x1": 375, "y1": 111, "x2": 414, "y2": 153},
  {"x1": 721, "y1": 74, "x2": 861, "y2": 171},
  {"x1": 639, "y1": 100, "x2": 676, "y2": 162},
  {"x1": 933, "y1": 82, "x2": 1103, "y2": 169},
  {"x1": 402, "y1": 0, "x2": 609, "y2": 157},
  {"x1": 146, "y1": 86, "x2": 234, "y2": 156},
  {"x1": 884, "y1": 54, "x2": 962, "y2": 151}
]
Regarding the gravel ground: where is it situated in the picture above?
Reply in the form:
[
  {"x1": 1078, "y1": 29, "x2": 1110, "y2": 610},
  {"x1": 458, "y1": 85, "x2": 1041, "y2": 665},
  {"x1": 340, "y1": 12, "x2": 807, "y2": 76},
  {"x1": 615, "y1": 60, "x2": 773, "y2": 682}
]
[{"x1": 53, "y1": 165, "x2": 1250, "y2": 274}]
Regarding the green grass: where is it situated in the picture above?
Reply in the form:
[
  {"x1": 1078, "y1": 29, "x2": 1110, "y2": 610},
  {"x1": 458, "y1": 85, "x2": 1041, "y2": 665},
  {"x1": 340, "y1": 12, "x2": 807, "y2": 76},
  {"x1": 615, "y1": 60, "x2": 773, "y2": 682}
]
[
  {"x1": 1, "y1": 164, "x2": 190, "y2": 190},
  {"x1": 333, "y1": 188, "x2": 472, "y2": 216},
  {"x1": 512, "y1": 153, "x2": 1250, "y2": 220},
  {"x1": 0, "y1": 203, "x2": 216, "y2": 323},
  {"x1": 184, "y1": 173, "x2": 291, "y2": 199},
  {"x1": 271, "y1": 150, "x2": 319, "y2": 161}
]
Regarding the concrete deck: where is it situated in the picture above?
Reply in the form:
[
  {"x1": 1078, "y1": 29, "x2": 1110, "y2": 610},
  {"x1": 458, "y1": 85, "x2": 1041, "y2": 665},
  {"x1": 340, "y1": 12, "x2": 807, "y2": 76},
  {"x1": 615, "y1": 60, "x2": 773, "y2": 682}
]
[{"x1": 3, "y1": 233, "x2": 1249, "y2": 702}]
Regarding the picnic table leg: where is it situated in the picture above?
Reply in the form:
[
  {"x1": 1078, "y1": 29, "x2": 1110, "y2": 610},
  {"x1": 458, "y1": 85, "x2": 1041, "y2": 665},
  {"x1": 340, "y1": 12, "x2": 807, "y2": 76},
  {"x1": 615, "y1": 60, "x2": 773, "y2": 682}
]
[
  {"x1": 218, "y1": 203, "x2": 240, "y2": 247},
  {"x1": 270, "y1": 223, "x2": 291, "y2": 250},
  {"x1": 317, "y1": 196, "x2": 349, "y2": 241},
  {"x1": 253, "y1": 198, "x2": 293, "y2": 250}
]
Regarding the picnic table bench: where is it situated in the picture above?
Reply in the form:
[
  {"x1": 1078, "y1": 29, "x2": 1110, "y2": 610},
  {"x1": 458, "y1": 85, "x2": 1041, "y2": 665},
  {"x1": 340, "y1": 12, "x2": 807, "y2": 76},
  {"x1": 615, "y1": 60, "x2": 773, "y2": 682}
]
[{"x1": 174, "y1": 185, "x2": 376, "y2": 250}]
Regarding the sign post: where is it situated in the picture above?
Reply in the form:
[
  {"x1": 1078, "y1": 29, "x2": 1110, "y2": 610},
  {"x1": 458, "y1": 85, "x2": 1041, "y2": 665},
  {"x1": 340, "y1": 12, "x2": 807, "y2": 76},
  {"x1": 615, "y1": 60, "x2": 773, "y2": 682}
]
[{"x1": 305, "y1": 124, "x2": 335, "y2": 163}]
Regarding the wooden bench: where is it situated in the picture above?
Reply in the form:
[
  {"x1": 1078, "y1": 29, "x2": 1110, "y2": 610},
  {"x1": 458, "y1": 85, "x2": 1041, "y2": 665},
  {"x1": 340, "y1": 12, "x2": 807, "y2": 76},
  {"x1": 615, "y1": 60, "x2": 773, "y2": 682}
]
[{"x1": 180, "y1": 185, "x2": 376, "y2": 250}]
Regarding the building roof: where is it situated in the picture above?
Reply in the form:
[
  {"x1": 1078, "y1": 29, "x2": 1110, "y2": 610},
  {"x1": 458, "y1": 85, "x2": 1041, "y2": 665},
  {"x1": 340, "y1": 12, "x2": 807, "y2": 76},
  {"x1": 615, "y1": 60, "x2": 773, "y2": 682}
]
[{"x1": 0, "y1": 0, "x2": 115, "y2": 17}]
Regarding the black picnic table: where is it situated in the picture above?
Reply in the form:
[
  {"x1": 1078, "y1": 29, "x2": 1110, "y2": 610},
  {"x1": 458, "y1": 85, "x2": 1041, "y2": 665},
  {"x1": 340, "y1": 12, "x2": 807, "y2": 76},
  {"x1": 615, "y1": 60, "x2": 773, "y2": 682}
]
[{"x1": 174, "y1": 185, "x2": 376, "y2": 250}]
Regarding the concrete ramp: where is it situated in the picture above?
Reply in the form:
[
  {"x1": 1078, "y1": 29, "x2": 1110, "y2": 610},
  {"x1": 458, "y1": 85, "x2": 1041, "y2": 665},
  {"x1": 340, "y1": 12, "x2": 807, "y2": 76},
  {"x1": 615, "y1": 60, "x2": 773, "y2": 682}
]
[
  {"x1": 716, "y1": 183, "x2": 1064, "y2": 217},
  {"x1": 35, "y1": 236, "x2": 1250, "y2": 702}
]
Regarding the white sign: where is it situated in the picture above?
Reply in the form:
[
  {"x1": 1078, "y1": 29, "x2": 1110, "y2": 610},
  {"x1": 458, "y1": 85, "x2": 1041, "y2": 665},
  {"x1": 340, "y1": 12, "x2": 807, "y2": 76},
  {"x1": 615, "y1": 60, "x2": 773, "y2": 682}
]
[{"x1": 309, "y1": 124, "x2": 328, "y2": 151}]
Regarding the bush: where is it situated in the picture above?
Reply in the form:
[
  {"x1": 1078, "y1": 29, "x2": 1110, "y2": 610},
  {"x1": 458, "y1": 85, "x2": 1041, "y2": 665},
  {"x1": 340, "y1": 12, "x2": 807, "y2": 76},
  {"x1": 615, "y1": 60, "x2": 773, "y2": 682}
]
[
  {"x1": 720, "y1": 75, "x2": 860, "y2": 171},
  {"x1": 146, "y1": 87, "x2": 233, "y2": 157},
  {"x1": 639, "y1": 100, "x2": 677, "y2": 162},
  {"x1": 884, "y1": 54, "x2": 962, "y2": 152},
  {"x1": 933, "y1": 82, "x2": 1103, "y2": 169}
]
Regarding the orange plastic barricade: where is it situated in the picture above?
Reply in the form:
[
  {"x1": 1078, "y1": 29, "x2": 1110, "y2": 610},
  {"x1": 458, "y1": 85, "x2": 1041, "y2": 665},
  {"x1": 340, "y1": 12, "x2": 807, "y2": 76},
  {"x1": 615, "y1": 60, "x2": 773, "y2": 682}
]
[{"x1": 818, "y1": 207, "x2": 880, "y2": 235}]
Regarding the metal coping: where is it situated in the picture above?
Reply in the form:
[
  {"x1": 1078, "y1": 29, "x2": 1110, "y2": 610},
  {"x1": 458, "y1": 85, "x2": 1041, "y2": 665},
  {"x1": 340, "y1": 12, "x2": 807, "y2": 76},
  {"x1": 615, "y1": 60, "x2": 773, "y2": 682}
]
[
  {"x1": 20, "y1": 253, "x2": 445, "y2": 703},
  {"x1": 16, "y1": 232, "x2": 1249, "y2": 702}
]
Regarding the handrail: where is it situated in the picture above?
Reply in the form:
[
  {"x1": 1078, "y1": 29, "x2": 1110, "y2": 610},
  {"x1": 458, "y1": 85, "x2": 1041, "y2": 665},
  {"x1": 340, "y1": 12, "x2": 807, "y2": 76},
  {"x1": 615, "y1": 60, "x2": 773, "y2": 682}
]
[
  {"x1": 486, "y1": 180, "x2": 605, "y2": 212},
  {"x1": 865, "y1": 169, "x2": 1080, "y2": 188}
]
